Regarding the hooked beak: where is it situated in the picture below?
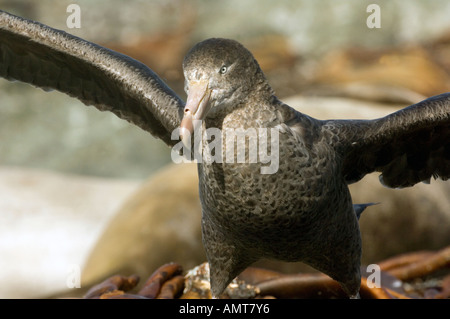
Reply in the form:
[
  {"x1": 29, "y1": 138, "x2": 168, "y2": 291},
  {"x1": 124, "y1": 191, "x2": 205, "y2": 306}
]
[{"x1": 180, "y1": 79, "x2": 212, "y2": 146}]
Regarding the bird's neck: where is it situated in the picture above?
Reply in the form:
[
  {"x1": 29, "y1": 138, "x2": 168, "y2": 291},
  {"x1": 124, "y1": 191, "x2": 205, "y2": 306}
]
[{"x1": 205, "y1": 83, "x2": 276, "y2": 130}]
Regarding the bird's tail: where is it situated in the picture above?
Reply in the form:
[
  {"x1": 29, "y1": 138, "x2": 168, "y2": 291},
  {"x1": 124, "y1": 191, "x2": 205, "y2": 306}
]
[{"x1": 353, "y1": 202, "x2": 378, "y2": 220}]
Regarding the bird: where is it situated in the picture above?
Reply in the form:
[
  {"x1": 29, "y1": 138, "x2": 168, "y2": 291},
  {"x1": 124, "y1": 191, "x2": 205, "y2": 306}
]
[{"x1": 1, "y1": 10, "x2": 449, "y2": 298}]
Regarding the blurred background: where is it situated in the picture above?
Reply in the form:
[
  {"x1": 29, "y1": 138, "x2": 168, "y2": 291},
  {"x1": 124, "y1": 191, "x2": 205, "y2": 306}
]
[{"x1": 0, "y1": 0, "x2": 449, "y2": 298}]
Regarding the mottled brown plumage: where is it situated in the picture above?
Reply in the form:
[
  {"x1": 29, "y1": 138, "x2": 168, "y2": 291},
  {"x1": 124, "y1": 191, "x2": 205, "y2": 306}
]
[{"x1": 1, "y1": 10, "x2": 449, "y2": 298}]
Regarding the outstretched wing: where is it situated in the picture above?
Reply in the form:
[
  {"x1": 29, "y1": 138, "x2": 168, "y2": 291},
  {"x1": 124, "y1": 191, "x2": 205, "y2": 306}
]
[
  {"x1": 324, "y1": 93, "x2": 450, "y2": 188},
  {"x1": 0, "y1": 10, "x2": 185, "y2": 146}
]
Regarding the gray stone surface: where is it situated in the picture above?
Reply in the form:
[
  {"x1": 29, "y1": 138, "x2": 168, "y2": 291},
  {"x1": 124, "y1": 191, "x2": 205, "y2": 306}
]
[{"x1": 0, "y1": 166, "x2": 139, "y2": 298}]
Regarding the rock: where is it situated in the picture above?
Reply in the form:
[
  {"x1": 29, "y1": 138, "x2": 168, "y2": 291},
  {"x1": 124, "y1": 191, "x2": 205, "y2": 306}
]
[
  {"x1": 81, "y1": 163, "x2": 204, "y2": 286},
  {"x1": 0, "y1": 166, "x2": 139, "y2": 298}
]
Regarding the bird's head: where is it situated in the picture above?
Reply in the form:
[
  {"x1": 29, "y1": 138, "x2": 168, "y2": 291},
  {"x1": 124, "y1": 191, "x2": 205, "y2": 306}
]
[{"x1": 179, "y1": 38, "x2": 268, "y2": 140}]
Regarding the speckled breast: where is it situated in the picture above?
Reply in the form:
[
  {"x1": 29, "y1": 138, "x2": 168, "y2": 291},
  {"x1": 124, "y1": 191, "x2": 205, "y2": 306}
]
[{"x1": 196, "y1": 123, "x2": 348, "y2": 259}]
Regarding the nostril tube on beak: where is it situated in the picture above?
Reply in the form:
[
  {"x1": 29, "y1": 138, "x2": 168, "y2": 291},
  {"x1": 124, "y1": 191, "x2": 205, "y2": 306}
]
[{"x1": 179, "y1": 79, "x2": 212, "y2": 147}]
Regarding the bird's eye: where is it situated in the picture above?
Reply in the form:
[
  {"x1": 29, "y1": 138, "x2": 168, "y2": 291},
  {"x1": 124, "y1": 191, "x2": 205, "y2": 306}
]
[{"x1": 219, "y1": 66, "x2": 228, "y2": 74}]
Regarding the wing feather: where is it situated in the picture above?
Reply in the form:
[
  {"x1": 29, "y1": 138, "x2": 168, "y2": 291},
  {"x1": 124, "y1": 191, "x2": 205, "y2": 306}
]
[
  {"x1": 324, "y1": 93, "x2": 450, "y2": 188},
  {"x1": 0, "y1": 10, "x2": 184, "y2": 146}
]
